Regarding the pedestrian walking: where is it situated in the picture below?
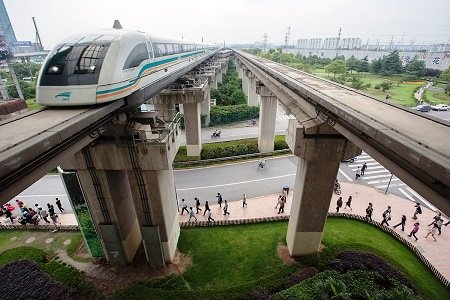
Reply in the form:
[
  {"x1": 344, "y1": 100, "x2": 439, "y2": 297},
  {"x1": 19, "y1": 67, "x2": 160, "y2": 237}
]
[
  {"x1": 444, "y1": 220, "x2": 450, "y2": 226},
  {"x1": 188, "y1": 207, "x2": 197, "y2": 222},
  {"x1": 4, "y1": 208, "x2": 13, "y2": 223},
  {"x1": 195, "y1": 198, "x2": 202, "y2": 214},
  {"x1": 344, "y1": 196, "x2": 352, "y2": 210},
  {"x1": 408, "y1": 222, "x2": 420, "y2": 241},
  {"x1": 275, "y1": 195, "x2": 282, "y2": 209},
  {"x1": 336, "y1": 197, "x2": 343, "y2": 212},
  {"x1": 381, "y1": 206, "x2": 392, "y2": 226},
  {"x1": 355, "y1": 167, "x2": 361, "y2": 180},
  {"x1": 37, "y1": 207, "x2": 50, "y2": 224},
  {"x1": 361, "y1": 163, "x2": 368, "y2": 176},
  {"x1": 180, "y1": 199, "x2": 189, "y2": 215},
  {"x1": 424, "y1": 226, "x2": 437, "y2": 241},
  {"x1": 433, "y1": 218, "x2": 443, "y2": 235},
  {"x1": 216, "y1": 193, "x2": 223, "y2": 208},
  {"x1": 207, "y1": 210, "x2": 215, "y2": 223},
  {"x1": 412, "y1": 203, "x2": 422, "y2": 219},
  {"x1": 428, "y1": 212, "x2": 441, "y2": 226},
  {"x1": 365, "y1": 203, "x2": 373, "y2": 220},
  {"x1": 242, "y1": 194, "x2": 247, "y2": 208},
  {"x1": 203, "y1": 201, "x2": 210, "y2": 216},
  {"x1": 55, "y1": 198, "x2": 65, "y2": 213},
  {"x1": 49, "y1": 205, "x2": 61, "y2": 228},
  {"x1": 393, "y1": 215, "x2": 407, "y2": 231},
  {"x1": 278, "y1": 200, "x2": 285, "y2": 214},
  {"x1": 223, "y1": 200, "x2": 230, "y2": 215}
]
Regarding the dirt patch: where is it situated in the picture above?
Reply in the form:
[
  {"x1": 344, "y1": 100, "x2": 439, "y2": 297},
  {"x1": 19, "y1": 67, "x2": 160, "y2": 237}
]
[
  {"x1": 277, "y1": 245, "x2": 295, "y2": 266},
  {"x1": 172, "y1": 250, "x2": 192, "y2": 274}
]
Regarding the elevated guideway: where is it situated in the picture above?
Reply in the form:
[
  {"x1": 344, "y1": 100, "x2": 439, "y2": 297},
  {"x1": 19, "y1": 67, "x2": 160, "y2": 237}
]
[
  {"x1": 235, "y1": 50, "x2": 450, "y2": 215},
  {"x1": 0, "y1": 51, "x2": 217, "y2": 202}
]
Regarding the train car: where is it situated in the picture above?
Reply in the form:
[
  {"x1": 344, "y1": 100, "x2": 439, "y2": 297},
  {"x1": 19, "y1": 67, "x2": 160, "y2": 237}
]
[{"x1": 36, "y1": 29, "x2": 216, "y2": 106}]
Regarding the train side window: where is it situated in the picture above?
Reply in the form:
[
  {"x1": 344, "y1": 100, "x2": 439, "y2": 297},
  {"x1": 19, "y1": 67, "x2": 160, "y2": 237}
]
[
  {"x1": 154, "y1": 43, "x2": 167, "y2": 57},
  {"x1": 74, "y1": 45, "x2": 105, "y2": 74},
  {"x1": 166, "y1": 44, "x2": 174, "y2": 55},
  {"x1": 173, "y1": 44, "x2": 179, "y2": 54},
  {"x1": 147, "y1": 42, "x2": 154, "y2": 59},
  {"x1": 123, "y1": 42, "x2": 149, "y2": 69},
  {"x1": 45, "y1": 45, "x2": 73, "y2": 75}
]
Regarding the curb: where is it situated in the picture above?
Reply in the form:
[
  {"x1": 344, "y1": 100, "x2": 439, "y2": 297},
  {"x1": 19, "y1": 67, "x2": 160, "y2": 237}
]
[{"x1": 0, "y1": 224, "x2": 79, "y2": 231}]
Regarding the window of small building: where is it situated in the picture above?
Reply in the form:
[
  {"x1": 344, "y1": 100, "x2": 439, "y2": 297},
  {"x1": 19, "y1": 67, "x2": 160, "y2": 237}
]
[{"x1": 123, "y1": 42, "x2": 149, "y2": 69}]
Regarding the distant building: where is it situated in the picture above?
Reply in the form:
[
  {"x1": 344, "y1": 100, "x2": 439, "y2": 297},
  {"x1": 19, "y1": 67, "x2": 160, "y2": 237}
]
[{"x1": 0, "y1": 0, "x2": 17, "y2": 45}]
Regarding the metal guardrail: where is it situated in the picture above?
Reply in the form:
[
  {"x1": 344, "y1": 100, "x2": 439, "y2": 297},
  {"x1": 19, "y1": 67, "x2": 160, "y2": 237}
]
[{"x1": 173, "y1": 149, "x2": 292, "y2": 168}]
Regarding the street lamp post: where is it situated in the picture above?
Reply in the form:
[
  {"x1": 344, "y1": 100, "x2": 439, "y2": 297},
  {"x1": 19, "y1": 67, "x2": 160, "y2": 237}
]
[{"x1": 385, "y1": 173, "x2": 394, "y2": 194}]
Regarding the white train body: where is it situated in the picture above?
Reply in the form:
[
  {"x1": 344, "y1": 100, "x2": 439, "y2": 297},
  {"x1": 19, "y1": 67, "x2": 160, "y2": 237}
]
[{"x1": 36, "y1": 29, "x2": 216, "y2": 106}]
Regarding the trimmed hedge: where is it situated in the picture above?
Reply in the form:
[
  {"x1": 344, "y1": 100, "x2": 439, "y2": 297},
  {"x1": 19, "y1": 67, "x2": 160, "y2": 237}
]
[
  {"x1": 210, "y1": 104, "x2": 259, "y2": 126},
  {"x1": 201, "y1": 143, "x2": 259, "y2": 159}
]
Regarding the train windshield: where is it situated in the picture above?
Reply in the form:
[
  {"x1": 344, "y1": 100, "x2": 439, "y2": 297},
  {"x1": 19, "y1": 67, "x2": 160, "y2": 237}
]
[
  {"x1": 40, "y1": 43, "x2": 110, "y2": 86},
  {"x1": 45, "y1": 45, "x2": 73, "y2": 75}
]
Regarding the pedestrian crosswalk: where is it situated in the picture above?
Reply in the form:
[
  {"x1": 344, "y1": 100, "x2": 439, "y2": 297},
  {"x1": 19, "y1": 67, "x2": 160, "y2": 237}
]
[
  {"x1": 346, "y1": 152, "x2": 437, "y2": 212},
  {"x1": 276, "y1": 114, "x2": 295, "y2": 121}
]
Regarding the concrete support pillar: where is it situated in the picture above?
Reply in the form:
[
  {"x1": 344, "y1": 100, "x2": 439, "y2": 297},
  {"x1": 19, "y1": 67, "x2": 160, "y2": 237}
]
[
  {"x1": 217, "y1": 69, "x2": 223, "y2": 84},
  {"x1": 248, "y1": 74, "x2": 259, "y2": 107},
  {"x1": 242, "y1": 69, "x2": 249, "y2": 97},
  {"x1": 184, "y1": 102, "x2": 202, "y2": 156},
  {"x1": 70, "y1": 157, "x2": 142, "y2": 266},
  {"x1": 238, "y1": 62, "x2": 243, "y2": 79},
  {"x1": 285, "y1": 119, "x2": 361, "y2": 256},
  {"x1": 200, "y1": 87, "x2": 211, "y2": 127},
  {"x1": 257, "y1": 85, "x2": 277, "y2": 152}
]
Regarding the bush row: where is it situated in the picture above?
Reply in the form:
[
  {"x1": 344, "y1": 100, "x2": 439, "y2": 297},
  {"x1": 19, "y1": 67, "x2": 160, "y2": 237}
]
[
  {"x1": 201, "y1": 143, "x2": 259, "y2": 159},
  {"x1": 210, "y1": 104, "x2": 259, "y2": 126}
]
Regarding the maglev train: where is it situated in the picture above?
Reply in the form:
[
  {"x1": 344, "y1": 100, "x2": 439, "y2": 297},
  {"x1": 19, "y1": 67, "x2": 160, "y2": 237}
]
[{"x1": 36, "y1": 29, "x2": 217, "y2": 106}]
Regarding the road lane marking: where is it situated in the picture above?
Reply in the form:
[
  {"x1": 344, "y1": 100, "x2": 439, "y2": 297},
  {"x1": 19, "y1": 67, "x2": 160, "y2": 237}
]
[
  {"x1": 375, "y1": 182, "x2": 405, "y2": 189},
  {"x1": 398, "y1": 188, "x2": 415, "y2": 202},
  {"x1": 177, "y1": 173, "x2": 296, "y2": 191},
  {"x1": 362, "y1": 174, "x2": 395, "y2": 180},
  {"x1": 338, "y1": 169, "x2": 353, "y2": 181},
  {"x1": 406, "y1": 187, "x2": 437, "y2": 212},
  {"x1": 17, "y1": 194, "x2": 67, "y2": 198}
]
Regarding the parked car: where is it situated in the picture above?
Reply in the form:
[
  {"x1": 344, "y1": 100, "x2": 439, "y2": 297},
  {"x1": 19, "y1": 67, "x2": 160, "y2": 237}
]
[
  {"x1": 431, "y1": 104, "x2": 449, "y2": 111},
  {"x1": 341, "y1": 157, "x2": 357, "y2": 163},
  {"x1": 416, "y1": 104, "x2": 432, "y2": 112}
]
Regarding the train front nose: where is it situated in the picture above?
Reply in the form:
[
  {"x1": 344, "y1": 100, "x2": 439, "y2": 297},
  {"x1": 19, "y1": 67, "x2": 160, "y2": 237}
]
[{"x1": 37, "y1": 43, "x2": 109, "y2": 106}]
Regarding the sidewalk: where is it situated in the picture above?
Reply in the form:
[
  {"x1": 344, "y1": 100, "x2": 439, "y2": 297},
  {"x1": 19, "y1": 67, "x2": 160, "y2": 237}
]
[
  {"x1": 2, "y1": 182, "x2": 448, "y2": 281},
  {"x1": 178, "y1": 182, "x2": 450, "y2": 282}
]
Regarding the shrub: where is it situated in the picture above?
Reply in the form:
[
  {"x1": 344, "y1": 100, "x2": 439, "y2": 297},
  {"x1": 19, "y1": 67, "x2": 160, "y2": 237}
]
[
  {"x1": 374, "y1": 84, "x2": 381, "y2": 90},
  {"x1": 210, "y1": 104, "x2": 259, "y2": 126},
  {"x1": 274, "y1": 139, "x2": 289, "y2": 150},
  {"x1": 0, "y1": 247, "x2": 47, "y2": 266},
  {"x1": 327, "y1": 251, "x2": 414, "y2": 291},
  {"x1": 144, "y1": 274, "x2": 187, "y2": 290}
]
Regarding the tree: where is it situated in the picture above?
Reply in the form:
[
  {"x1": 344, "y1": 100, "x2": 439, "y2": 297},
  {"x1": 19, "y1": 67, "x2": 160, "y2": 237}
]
[
  {"x1": 357, "y1": 56, "x2": 370, "y2": 73},
  {"x1": 371, "y1": 58, "x2": 383, "y2": 74},
  {"x1": 440, "y1": 66, "x2": 450, "y2": 82},
  {"x1": 405, "y1": 58, "x2": 425, "y2": 79},
  {"x1": 445, "y1": 83, "x2": 450, "y2": 96},
  {"x1": 325, "y1": 60, "x2": 347, "y2": 78},
  {"x1": 382, "y1": 50, "x2": 403, "y2": 75},
  {"x1": 346, "y1": 56, "x2": 359, "y2": 73}
]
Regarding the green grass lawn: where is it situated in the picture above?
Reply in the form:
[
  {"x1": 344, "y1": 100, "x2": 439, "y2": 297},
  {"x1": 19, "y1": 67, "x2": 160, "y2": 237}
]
[
  {"x1": 424, "y1": 89, "x2": 450, "y2": 105},
  {"x1": 25, "y1": 98, "x2": 42, "y2": 111},
  {"x1": 0, "y1": 230, "x2": 84, "y2": 260},
  {"x1": 119, "y1": 218, "x2": 448, "y2": 299}
]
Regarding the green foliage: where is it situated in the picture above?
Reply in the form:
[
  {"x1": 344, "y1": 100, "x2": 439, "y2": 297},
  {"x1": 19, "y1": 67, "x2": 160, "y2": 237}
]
[
  {"x1": 200, "y1": 140, "x2": 259, "y2": 159},
  {"x1": 76, "y1": 208, "x2": 104, "y2": 257},
  {"x1": 0, "y1": 246, "x2": 47, "y2": 266},
  {"x1": 209, "y1": 104, "x2": 259, "y2": 126},
  {"x1": 357, "y1": 56, "x2": 370, "y2": 73},
  {"x1": 445, "y1": 83, "x2": 450, "y2": 95},
  {"x1": 404, "y1": 58, "x2": 425, "y2": 79},
  {"x1": 371, "y1": 58, "x2": 384, "y2": 74},
  {"x1": 440, "y1": 66, "x2": 450, "y2": 81},
  {"x1": 371, "y1": 51, "x2": 403, "y2": 76},
  {"x1": 346, "y1": 55, "x2": 360, "y2": 73},
  {"x1": 274, "y1": 137, "x2": 289, "y2": 150},
  {"x1": 314, "y1": 277, "x2": 352, "y2": 300},
  {"x1": 212, "y1": 60, "x2": 246, "y2": 106},
  {"x1": 143, "y1": 273, "x2": 188, "y2": 290},
  {"x1": 42, "y1": 260, "x2": 92, "y2": 290},
  {"x1": 325, "y1": 60, "x2": 347, "y2": 78},
  {"x1": 380, "y1": 81, "x2": 394, "y2": 91}
]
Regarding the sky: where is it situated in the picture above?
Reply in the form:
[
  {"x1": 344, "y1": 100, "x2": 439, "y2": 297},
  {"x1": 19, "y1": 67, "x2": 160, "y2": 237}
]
[{"x1": 4, "y1": 0, "x2": 450, "y2": 49}]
